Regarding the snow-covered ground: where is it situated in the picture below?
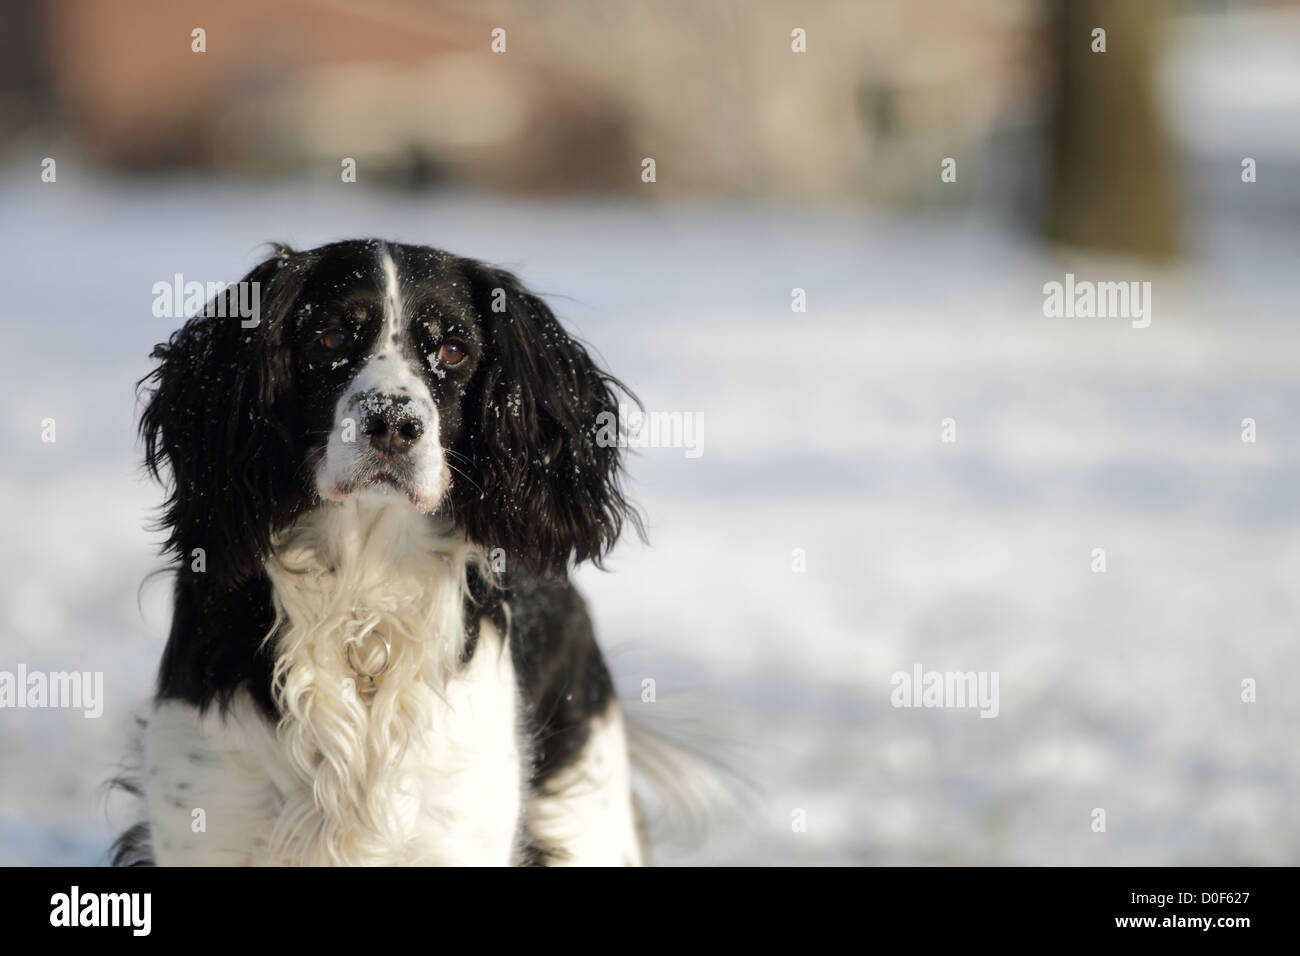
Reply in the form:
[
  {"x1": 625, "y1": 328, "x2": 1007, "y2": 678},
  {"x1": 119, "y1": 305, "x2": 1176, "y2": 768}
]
[{"x1": 1, "y1": 175, "x2": 1298, "y2": 865}]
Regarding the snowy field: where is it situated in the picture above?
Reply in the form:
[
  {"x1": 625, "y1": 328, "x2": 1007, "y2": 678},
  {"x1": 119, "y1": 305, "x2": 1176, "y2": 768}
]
[{"x1": 1, "y1": 174, "x2": 1298, "y2": 865}]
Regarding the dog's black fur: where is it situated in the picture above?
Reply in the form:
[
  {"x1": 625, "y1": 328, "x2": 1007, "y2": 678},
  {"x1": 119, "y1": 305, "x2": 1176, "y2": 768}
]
[{"x1": 113, "y1": 240, "x2": 643, "y2": 865}]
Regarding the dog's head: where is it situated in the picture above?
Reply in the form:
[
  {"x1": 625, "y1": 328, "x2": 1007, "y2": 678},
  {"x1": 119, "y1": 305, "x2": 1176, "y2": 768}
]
[{"x1": 142, "y1": 240, "x2": 639, "y2": 586}]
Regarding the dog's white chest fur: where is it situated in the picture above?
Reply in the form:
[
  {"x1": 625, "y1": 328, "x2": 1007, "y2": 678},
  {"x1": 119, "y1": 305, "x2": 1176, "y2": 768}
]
[{"x1": 142, "y1": 501, "x2": 526, "y2": 865}]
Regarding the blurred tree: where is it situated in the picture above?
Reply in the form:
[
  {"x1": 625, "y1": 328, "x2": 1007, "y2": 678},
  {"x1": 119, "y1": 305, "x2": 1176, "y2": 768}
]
[
  {"x1": 0, "y1": 0, "x2": 48, "y2": 136},
  {"x1": 1045, "y1": 0, "x2": 1180, "y2": 260}
]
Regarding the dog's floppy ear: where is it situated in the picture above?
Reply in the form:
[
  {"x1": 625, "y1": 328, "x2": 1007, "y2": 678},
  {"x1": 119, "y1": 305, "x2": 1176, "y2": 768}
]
[
  {"x1": 140, "y1": 245, "x2": 314, "y2": 587},
  {"x1": 451, "y1": 259, "x2": 642, "y2": 575}
]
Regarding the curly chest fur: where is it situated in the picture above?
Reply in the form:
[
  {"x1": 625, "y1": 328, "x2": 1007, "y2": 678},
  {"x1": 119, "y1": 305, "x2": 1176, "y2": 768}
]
[{"x1": 143, "y1": 503, "x2": 529, "y2": 866}]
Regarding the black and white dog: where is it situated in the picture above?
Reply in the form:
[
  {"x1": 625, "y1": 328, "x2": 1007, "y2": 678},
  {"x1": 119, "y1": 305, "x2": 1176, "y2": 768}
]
[{"x1": 114, "y1": 239, "x2": 645, "y2": 866}]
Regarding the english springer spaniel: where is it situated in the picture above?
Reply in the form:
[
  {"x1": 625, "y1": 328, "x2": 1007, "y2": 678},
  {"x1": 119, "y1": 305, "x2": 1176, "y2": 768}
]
[{"x1": 114, "y1": 239, "x2": 645, "y2": 866}]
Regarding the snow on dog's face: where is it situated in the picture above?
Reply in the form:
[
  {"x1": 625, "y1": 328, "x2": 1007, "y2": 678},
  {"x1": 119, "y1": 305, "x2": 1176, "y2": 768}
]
[
  {"x1": 302, "y1": 244, "x2": 473, "y2": 515},
  {"x1": 140, "y1": 239, "x2": 640, "y2": 587}
]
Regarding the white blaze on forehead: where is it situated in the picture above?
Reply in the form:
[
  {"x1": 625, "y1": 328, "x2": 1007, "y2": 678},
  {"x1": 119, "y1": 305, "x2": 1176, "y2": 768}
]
[
  {"x1": 380, "y1": 249, "x2": 403, "y2": 345},
  {"x1": 353, "y1": 248, "x2": 430, "y2": 405},
  {"x1": 359, "y1": 248, "x2": 427, "y2": 401}
]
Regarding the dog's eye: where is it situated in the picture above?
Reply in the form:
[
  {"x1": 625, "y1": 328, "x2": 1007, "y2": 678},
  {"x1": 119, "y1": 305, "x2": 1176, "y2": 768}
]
[
  {"x1": 439, "y1": 340, "x2": 467, "y2": 366},
  {"x1": 320, "y1": 329, "x2": 352, "y2": 351}
]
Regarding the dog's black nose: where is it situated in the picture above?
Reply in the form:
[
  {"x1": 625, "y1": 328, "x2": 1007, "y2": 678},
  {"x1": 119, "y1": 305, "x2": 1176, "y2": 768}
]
[{"x1": 360, "y1": 396, "x2": 424, "y2": 455}]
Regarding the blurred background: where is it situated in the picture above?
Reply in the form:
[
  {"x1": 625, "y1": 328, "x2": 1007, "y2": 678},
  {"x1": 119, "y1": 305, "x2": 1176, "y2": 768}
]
[{"x1": 1, "y1": 0, "x2": 1298, "y2": 865}]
